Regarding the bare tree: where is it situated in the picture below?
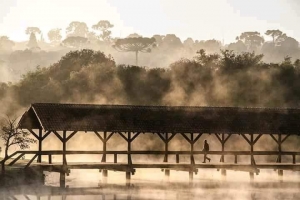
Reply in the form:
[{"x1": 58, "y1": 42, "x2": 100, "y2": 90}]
[{"x1": 1, "y1": 117, "x2": 36, "y2": 174}]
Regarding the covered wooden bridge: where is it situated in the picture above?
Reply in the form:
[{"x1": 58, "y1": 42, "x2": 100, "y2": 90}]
[{"x1": 11, "y1": 103, "x2": 300, "y2": 187}]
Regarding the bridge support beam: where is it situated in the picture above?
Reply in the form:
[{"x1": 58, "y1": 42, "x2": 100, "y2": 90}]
[
  {"x1": 215, "y1": 133, "x2": 232, "y2": 177},
  {"x1": 241, "y1": 133, "x2": 262, "y2": 181},
  {"x1": 118, "y1": 131, "x2": 140, "y2": 186},
  {"x1": 94, "y1": 131, "x2": 114, "y2": 180},
  {"x1": 29, "y1": 129, "x2": 53, "y2": 163},
  {"x1": 270, "y1": 133, "x2": 290, "y2": 180},
  {"x1": 181, "y1": 132, "x2": 202, "y2": 181},
  {"x1": 60, "y1": 171, "x2": 66, "y2": 188},
  {"x1": 156, "y1": 132, "x2": 176, "y2": 178}
]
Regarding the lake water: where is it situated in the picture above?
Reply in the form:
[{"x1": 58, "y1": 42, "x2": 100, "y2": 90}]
[{"x1": 1, "y1": 169, "x2": 299, "y2": 200}]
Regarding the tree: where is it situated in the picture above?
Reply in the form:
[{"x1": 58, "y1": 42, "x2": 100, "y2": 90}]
[
  {"x1": 92, "y1": 20, "x2": 114, "y2": 42},
  {"x1": 239, "y1": 32, "x2": 264, "y2": 51},
  {"x1": 66, "y1": 21, "x2": 89, "y2": 37},
  {"x1": 48, "y1": 28, "x2": 62, "y2": 44},
  {"x1": 86, "y1": 31, "x2": 98, "y2": 43},
  {"x1": 27, "y1": 33, "x2": 39, "y2": 49},
  {"x1": 162, "y1": 34, "x2": 183, "y2": 48},
  {"x1": 0, "y1": 36, "x2": 15, "y2": 52},
  {"x1": 1, "y1": 117, "x2": 36, "y2": 173},
  {"x1": 265, "y1": 30, "x2": 286, "y2": 45},
  {"x1": 25, "y1": 27, "x2": 41, "y2": 35},
  {"x1": 61, "y1": 36, "x2": 88, "y2": 48},
  {"x1": 25, "y1": 27, "x2": 41, "y2": 49},
  {"x1": 227, "y1": 40, "x2": 247, "y2": 53},
  {"x1": 127, "y1": 33, "x2": 141, "y2": 38},
  {"x1": 113, "y1": 37, "x2": 156, "y2": 65},
  {"x1": 183, "y1": 37, "x2": 194, "y2": 48},
  {"x1": 152, "y1": 35, "x2": 164, "y2": 46},
  {"x1": 278, "y1": 36, "x2": 299, "y2": 56}
]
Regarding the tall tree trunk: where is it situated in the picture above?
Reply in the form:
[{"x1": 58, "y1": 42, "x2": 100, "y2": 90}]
[{"x1": 5, "y1": 146, "x2": 8, "y2": 159}]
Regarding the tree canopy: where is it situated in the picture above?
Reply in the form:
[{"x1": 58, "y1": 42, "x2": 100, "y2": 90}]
[
  {"x1": 66, "y1": 21, "x2": 89, "y2": 37},
  {"x1": 92, "y1": 20, "x2": 114, "y2": 42},
  {"x1": 48, "y1": 28, "x2": 62, "y2": 44},
  {"x1": 113, "y1": 37, "x2": 156, "y2": 65}
]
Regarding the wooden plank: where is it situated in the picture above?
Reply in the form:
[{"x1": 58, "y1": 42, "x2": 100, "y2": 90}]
[
  {"x1": 8, "y1": 153, "x2": 25, "y2": 166},
  {"x1": 282, "y1": 134, "x2": 291, "y2": 144},
  {"x1": 7, "y1": 150, "x2": 300, "y2": 156},
  {"x1": 106, "y1": 132, "x2": 115, "y2": 141},
  {"x1": 253, "y1": 134, "x2": 263, "y2": 144},
  {"x1": 28, "y1": 129, "x2": 39, "y2": 139},
  {"x1": 53, "y1": 131, "x2": 63, "y2": 142},
  {"x1": 42, "y1": 131, "x2": 52, "y2": 141},
  {"x1": 118, "y1": 132, "x2": 128, "y2": 141},
  {"x1": 156, "y1": 132, "x2": 166, "y2": 142},
  {"x1": 168, "y1": 133, "x2": 176, "y2": 142},
  {"x1": 180, "y1": 133, "x2": 192, "y2": 144},
  {"x1": 66, "y1": 131, "x2": 78, "y2": 142},
  {"x1": 130, "y1": 132, "x2": 141, "y2": 142},
  {"x1": 270, "y1": 134, "x2": 278, "y2": 143},
  {"x1": 215, "y1": 133, "x2": 222, "y2": 143},
  {"x1": 241, "y1": 134, "x2": 251, "y2": 144},
  {"x1": 25, "y1": 154, "x2": 38, "y2": 168},
  {"x1": 193, "y1": 133, "x2": 203, "y2": 144},
  {"x1": 94, "y1": 131, "x2": 104, "y2": 142}
]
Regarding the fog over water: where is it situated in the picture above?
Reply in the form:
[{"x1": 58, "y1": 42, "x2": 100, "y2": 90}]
[{"x1": 1, "y1": 169, "x2": 300, "y2": 200}]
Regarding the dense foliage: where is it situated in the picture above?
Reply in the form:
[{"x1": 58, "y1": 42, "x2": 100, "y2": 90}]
[{"x1": 1, "y1": 49, "x2": 300, "y2": 116}]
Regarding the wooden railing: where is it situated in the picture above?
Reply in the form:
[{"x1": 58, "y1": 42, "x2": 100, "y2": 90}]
[{"x1": 1, "y1": 150, "x2": 299, "y2": 168}]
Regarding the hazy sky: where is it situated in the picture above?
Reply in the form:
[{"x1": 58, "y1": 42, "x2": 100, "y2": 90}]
[{"x1": 0, "y1": 0, "x2": 299, "y2": 44}]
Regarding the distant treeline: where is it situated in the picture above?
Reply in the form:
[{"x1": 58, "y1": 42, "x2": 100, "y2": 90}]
[
  {"x1": 1, "y1": 49, "x2": 300, "y2": 116},
  {"x1": 0, "y1": 22, "x2": 300, "y2": 78}
]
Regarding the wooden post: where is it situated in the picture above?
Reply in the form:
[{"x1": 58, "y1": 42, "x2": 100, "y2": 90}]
[
  {"x1": 102, "y1": 131, "x2": 108, "y2": 179},
  {"x1": 221, "y1": 133, "x2": 225, "y2": 162},
  {"x1": 221, "y1": 133, "x2": 226, "y2": 176},
  {"x1": 126, "y1": 171, "x2": 131, "y2": 187},
  {"x1": 62, "y1": 131, "x2": 67, "y2": 166},
  {"x1": 189, "y1": 171, "x2": 193, "y2": 183},
  {"x1": 278, "y1": 133, "x2": 283, "y2": 178},
  {"x1": 118, "y1": 131, "x2": 140, "y2": 186},
  {"x1": 190, "y1": 133, "x2": 195, "y2": 165},
  {"x1": 293, "y1": 155, "x2": 296, "y2": 164},
  {"x1": 126, "y1": 132, "x2": 132, "y2": 187},
  {"x1": 181, "y1": 133, "x2": 202, "y2": 183},
  {"x1": 164, "y1": 133, "x2": 170, "y2": 177},
  {"x1": 176, "y1": 154, "x2": 180, "y2": 163},
  {"x1": 249, "y1": 172, "x2": 254, "y2": 181},
  {"x1": 250, "y1": 134, "x2": 254, "y2": 165},
  {"x1": 215, "y1": 133, "x2": 232, "y2": 176},
  {"x1": 241, "y1": 133, "x2": 262, "y2": 181},
  {"x1": 38, "y1": 129, "x2": 42, "y2": 163},
  {"x1": 128, "y1": 132, "x2": 132, "y2": 165},
  {"x1": 157, "y1": 132, "x2": 175, "y2": 178},
  {"x1": 48, "y1": 155, "x2": 52, "y2": 164},
  {"x1": 102, "y1": 169, "x2": 108, "y2": 184},
  {"x1": 234, "y1": 155, "x2": 238, "y2": 164},
  {"x1": 270, "y1": 133, "x2": 291, "y2": 179},
  {"x1": 114, "y1": 153, "x2": 118, "y2": 163},
  {"x1": 60, "y1": 171, "x2": 66, "y2": 188}
]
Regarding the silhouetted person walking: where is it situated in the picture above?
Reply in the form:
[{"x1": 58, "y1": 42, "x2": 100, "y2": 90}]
[{"x1": 202, "y1": 140, "x2": 211, "y2": 163}]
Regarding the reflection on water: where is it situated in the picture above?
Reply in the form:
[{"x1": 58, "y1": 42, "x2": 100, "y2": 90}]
[
  {"x1": 1, "y1": 183, "x2": 300, "y2": 200},
  {"x1": 1, "y1": 169, "x2": 300, "y2": 200}
]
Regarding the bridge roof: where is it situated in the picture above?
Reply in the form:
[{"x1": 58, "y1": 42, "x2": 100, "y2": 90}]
[{"x1": 18, "y1": 103, "x2": 300, "y2": 134}]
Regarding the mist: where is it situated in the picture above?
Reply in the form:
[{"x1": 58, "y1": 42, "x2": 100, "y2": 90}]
[{"x1": 1, "y1": 1, "x2": 300, "y2": 199}]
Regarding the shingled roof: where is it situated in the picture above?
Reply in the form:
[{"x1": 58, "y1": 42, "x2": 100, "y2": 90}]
[{"x1": 17, "y1": 103, "x2": 300, "y2": 134}]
